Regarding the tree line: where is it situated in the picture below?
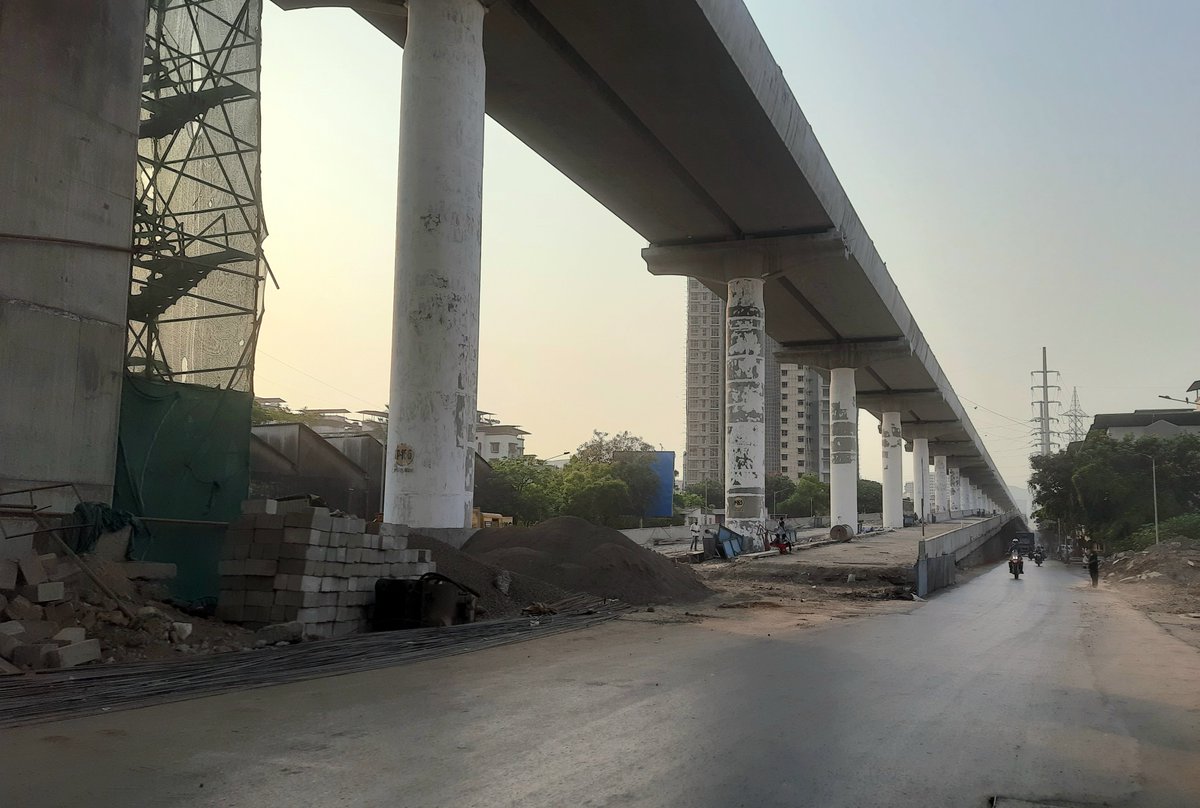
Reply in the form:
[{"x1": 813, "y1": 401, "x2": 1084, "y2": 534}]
[
  {"x1": 479, "y1": 428, "x2": 893, "y2": 527},
  {"x1": 475, "y1": 431, "x2": 665, "y2": 527},
  {"x1": 675, "y1": 474, "x2": 886, "y2": 517},
  {"x1": 1029, "y1": 433, "x2": 1200, "y2": 551}
]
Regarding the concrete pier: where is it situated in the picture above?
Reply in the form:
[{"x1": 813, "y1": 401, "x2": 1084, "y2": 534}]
[
  {"x1": 949, "y1": 466, "x2": 962, "y2": 513},
  {"x1": 881, "y1": 412, "x2": 903, "y2": 529},
  {"x1": 829, "y1": 368, "x2": 858, "y2": 532},
  {"x1": 911, "y1": 437, "x2": 930, "y2": 521},
  {"x1": 0, "y1": 1, "x2": 146, "y2": 508},
  {"x1": 933, "y1": 455, "x2": 949, "y2": 518},
  {"x1": 385, "y1": 0, "x2": 487, "y2": 528},
  {"x1": 724, "y1": 277, "x2": 766, "y2": 547}
]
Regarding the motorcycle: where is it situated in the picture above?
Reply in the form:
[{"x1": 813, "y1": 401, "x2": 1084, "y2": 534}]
[
  {"x1": 1009, "y1": 552, "x2": 1024, "y2": 579},
  {"x1": 1033, "y1": 551, "x2": 1044, "y2": 567}
]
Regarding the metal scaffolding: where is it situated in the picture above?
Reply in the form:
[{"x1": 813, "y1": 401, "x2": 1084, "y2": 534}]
[{"x1": 127, "y1": 0, "x2": 268, "y2": 392}]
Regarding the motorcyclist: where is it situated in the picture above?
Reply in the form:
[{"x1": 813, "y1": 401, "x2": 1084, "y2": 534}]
[{"x1": 1008, "y1": 542, "x2": 1024, "y2": 576}]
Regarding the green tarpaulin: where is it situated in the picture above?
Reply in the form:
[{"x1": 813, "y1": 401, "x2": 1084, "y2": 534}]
[{"x1": 113, "y1": 375, "x2": 250, "y2": 605}]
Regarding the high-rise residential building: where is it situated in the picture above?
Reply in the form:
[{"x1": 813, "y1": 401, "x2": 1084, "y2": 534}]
[
  {"x1": 684, "y1": 280, "x2": 823, "y2": 488},
  {"x1": 684, "y1": 280, "x2": 725, "y2": 486},
  {"x1": 778, "y1": 364, "x2": 831, "y2": 482}
]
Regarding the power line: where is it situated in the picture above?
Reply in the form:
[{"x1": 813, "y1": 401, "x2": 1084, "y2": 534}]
[
  {"x1": 258, "y1": 350, "x2": 377, "y2": 406},
  {"x1": 956, "y1": 394, "x2": 1032, "y2": 428}
]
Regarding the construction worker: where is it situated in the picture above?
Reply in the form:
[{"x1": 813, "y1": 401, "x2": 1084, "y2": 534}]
[{"x1": 690, "y1": 520, "x2": 701, "y2": 552}]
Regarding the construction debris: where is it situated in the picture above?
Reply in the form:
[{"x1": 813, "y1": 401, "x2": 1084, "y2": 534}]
[
  {"x1": 1104, "y1": 541, "x2": 1200, "y2": 585},
  {"x1": 0, "y1": 532, "x2": 256, "y2": 674}
]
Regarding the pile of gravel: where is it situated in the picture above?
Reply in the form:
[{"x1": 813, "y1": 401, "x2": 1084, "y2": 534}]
[
  {"x1": 405, "y1": 533, "x2": 570, "y2": 619},
  {"x1": 462, "y1": 516, "x2": 711, "y2": 606}
]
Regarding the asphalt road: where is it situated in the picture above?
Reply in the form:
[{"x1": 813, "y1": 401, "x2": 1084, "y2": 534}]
[{"x1": 4, "y1": 561, "x2": 1200, "y2": 808}]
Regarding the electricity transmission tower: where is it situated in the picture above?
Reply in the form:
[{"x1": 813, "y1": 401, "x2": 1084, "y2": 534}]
[
  {"x1": 1062, "y1": 387, "x2": 1089, "y2": 444},
  {"x1": 1030, "y1": 347, "x2": 1062, "y2": 456}
]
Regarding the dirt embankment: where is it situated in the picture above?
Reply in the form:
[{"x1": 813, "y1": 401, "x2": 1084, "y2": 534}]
[
  {"x1": 606, "y1": 548, "x2": 923, "y2": 636},
  {"x1": 1100, "y1": 540, "x2": 1200, "y2": 649},
  {"x1": 463, "y1": 517, "x2": 711, "y2": 606}
]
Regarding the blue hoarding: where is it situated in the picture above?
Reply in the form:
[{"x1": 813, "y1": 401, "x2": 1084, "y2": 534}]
[{"x1": 615, "y1": 450, "x2": 675, "y2": 519}]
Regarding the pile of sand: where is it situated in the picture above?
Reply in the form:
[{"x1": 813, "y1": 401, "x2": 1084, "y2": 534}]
[
  {"x1": 463, "y1": 517, "x2": 711, "y2": 606},
  {"x1": 405, "y1": 533, "x2": 569, "y2": 619}
]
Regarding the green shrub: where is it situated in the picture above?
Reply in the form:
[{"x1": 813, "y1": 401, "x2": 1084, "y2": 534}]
[{"x1": 1111, "y1": 512, "x2": 1200, "y2": 553}]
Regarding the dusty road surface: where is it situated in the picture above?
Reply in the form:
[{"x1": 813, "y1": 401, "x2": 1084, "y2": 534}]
[{"x1": 3, "y1": 561, "x2": 1200, "y2": 808}]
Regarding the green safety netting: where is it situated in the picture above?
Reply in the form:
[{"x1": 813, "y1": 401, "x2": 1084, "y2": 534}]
[{"x1": 113, "y1": 375, "x2": 250, "y2": 606}]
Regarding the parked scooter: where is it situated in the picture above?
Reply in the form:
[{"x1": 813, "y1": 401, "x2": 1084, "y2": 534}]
[{"x1": 1009, "y1": 551, "x2": 1024, "y2": 579}]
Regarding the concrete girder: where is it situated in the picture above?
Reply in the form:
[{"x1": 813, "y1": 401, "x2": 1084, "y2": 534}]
[
  {"x1": 903, "y1": 421, "x2": 967, "y2": 442},
  {"x1": 642, "y1": 230, "x2": 847, "y2": 284},
  {"x1": 927, "y1": 440, "x2": 980, "y2": 457},
  {"x1": 774, "y1": 337, "x2": 912, "y2": 371},
  {"x1": 855, "y1": 389, "x2": 943, "y2": 417}
]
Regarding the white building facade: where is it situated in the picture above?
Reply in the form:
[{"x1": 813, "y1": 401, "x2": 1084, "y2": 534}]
[{"x1": 476, "y1": 413, "x2": 528, "y2": 462}]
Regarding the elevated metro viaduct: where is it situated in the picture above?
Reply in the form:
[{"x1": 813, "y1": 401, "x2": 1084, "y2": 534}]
[
  {"x1": 275, "y1": 0, "x2": 1017, "y2": 537},
  {"x1": 1, "y1": 0, "x2": 1017, "y2": 536}
]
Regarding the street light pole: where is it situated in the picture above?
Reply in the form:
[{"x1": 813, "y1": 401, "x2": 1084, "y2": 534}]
[
  {"x1": 1151, "y1": 457, "x2": 1160, "y2": 545},
  {"x1": 1135, "y1": 453, "x2": 1160, "y2": 545}
]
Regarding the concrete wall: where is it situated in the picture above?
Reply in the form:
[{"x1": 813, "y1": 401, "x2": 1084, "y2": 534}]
[
  {"x1": 325, "y1": 434, "x2": 385, "y2": 518},
  {"x1": 959, "y1": 519, "x2": 1021, "y2": 569},
  {"x1": 622, "y1": 525, "x2": 693, "y2": 545},
  {"x1": 0, "y1": 2, "x2": 146, "y2": 507},
  {"x1": 250, "y1": 424, "x2": 373, "y2": 517},
  {"x1": 915, "y1": 514, "x2": 1024, "y2": 597}
]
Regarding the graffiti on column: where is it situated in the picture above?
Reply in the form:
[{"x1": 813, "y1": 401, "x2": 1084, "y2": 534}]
[
  {"x1": 830, "y1": 398, "x2": 856, "y2": 465},
  {"x1": 882, "y1": 420, "x2": 901, "y2": 470},
  {"x1": 725, "y1": 279, "x2": 764, "y2": 524}
]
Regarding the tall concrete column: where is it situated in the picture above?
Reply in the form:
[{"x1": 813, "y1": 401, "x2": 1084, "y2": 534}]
[
  {"x1": 385, "y1": 0, "x2": 487, "y2": 528},
  {"x1": 961, "y1": 477, "x2": 972, "y2": 513},
  {"x1": 829, "y1": 368, "x2": 858, "y2": 532},
  {"x1": 911, "y1": 438, "x2": 930, "y2": 521},
  {"x1": 0, "y1": 2, "x2": 146, "y2": 509},
  {"x1": 948, "y1": 466, "x2": 962, "y2": 514},
  {"x1": 933, "y1": 455, "x2": 949, "y2": 517},
  {"x1": 724, "y1": 277, "x2": 766, "y2": 547},
  {"x1": 881, "y1": 412, "x2": 903, "y2": 528}
]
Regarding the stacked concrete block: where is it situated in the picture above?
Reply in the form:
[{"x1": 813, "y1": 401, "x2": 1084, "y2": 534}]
[{"x1": 217, "y1": 500, "x2": 433, "y2": 638}]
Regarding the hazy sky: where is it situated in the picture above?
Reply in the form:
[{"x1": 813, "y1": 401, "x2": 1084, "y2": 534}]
[{"x1": 255, "y1": 0, "x2": 1199, "y2": 494}]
